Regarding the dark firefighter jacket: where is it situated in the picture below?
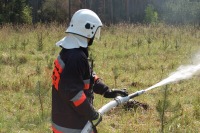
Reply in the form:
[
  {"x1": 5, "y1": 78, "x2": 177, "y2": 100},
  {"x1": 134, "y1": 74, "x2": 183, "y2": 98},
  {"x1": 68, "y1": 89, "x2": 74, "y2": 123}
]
[{"x1": 51, "y1": 48, "x2": 109, "y2": 133}]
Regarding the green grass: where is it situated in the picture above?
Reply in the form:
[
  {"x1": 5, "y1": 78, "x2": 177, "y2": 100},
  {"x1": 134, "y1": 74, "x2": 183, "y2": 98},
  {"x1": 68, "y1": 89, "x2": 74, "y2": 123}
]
[{"x1": 0, "y1": 23, "x2": 200, "y2": 132}]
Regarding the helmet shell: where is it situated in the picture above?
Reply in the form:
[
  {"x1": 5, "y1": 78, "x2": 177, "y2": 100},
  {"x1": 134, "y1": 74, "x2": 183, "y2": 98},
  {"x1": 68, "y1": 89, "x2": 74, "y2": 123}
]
[{"x1": 66, "y1": 9, "x2": 103, "y2": 39}]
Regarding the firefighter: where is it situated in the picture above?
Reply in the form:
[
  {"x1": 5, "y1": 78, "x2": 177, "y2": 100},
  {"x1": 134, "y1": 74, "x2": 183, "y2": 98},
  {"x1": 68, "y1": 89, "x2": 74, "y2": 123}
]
[{"x1": 51, "y1": 9, "x2": 128, "y2": 133}]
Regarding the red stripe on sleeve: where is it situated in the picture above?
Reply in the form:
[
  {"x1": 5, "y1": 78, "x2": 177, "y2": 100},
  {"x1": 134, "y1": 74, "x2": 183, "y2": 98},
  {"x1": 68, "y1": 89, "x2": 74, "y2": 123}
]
[
  {"x1": 73, "y1": 93, "x2": 86, "y2": 107},
  {"x1": 84, "y1": 84, "x2": 90, "y2": 90},
  {"x1": 52, "y1": 126, "x2": 62, "y2": 133}
]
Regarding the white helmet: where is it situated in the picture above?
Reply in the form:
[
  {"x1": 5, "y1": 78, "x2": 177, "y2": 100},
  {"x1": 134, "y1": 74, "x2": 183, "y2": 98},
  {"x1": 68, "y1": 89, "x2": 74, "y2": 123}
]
[{"x1": 66, "y1": 9, "x2": 103, "y2": 39}]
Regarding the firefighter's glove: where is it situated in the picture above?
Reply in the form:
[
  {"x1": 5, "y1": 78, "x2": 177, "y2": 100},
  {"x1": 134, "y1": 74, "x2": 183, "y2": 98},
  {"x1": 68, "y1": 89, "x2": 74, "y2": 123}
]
[
  {"x1": 104, "y1": 89, "x2": 128, "y2": 98},
  {"x1": 91, "y1": 112, "x2": 102, "y2": 127}
]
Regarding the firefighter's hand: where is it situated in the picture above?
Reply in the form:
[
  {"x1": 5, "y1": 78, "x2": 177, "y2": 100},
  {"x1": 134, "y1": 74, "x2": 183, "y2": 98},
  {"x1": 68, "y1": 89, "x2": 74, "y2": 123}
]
[
  {"x1": 91, "y1": 112, "x2": 102, "y2": 127},
  {"x1": 104, "y1": 89, "x2": 128, "y2": 98}
]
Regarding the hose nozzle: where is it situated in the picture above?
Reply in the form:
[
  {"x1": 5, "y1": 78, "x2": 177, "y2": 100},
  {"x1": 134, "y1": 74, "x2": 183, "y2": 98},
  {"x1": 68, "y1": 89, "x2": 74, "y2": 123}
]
[{"x1": 129, "y1": 90, "x2": 145, "y2": 99}]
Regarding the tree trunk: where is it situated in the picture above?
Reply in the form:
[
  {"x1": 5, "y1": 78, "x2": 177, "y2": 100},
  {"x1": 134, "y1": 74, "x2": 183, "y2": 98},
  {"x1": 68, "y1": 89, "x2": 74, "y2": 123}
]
[
  {"x1": 68, "y1": 0, "x2": 71, "y2": 23},
  {"x1": 110, "y1": 0, "x2": 113, "y2": 23},
  {"x1": 126, "y1": 0, "x2": 129, "y2": 21}
]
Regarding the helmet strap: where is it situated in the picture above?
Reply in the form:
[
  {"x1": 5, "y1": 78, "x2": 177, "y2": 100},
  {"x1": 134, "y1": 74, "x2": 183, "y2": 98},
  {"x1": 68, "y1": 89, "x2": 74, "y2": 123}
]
[
  {"x1": 80, "y1": 47, "x2": 89, "y2": 57},
  {"x1": 88, "y1": 37, "x2": 94, "y2": 46}
]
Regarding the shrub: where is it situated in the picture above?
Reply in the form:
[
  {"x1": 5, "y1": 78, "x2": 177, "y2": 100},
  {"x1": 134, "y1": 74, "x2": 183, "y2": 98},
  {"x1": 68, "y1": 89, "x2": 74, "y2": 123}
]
[
  {"x1": 22, "y1": 5, "x2": 32, "y2": 24},
  {"x1": 145, "y1": 4, "x2": 158, "y2": 24}
]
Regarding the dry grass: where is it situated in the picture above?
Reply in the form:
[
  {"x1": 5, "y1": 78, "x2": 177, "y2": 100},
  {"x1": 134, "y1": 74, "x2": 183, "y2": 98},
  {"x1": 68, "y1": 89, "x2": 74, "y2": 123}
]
[{"x1": 0, "y1": 23, "x2": 200, "y2": 132}]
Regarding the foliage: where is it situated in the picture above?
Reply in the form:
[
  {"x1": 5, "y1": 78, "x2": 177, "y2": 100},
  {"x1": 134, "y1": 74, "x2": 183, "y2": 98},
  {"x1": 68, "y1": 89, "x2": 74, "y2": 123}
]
[
  {"x1": 152, "y1": 0, "x2": 200, "y2": 24},
  {"x1": 0, "y1": 0, "x2": 200, "y2": 24},
  {"x1": 144, "y1": 4, "x2": 158, "y2": 24},
  {"x1": 40, "y1": 0, "x2": 81, "y2": 22},
  {"x1": 41, "y1": 0, "x2": 68, "y2": 22},
  {"x1": 156, "y1": 86, "x2": 183, "y2": 133},
  {"x1": 0, "y1": 0, "x2": 32, "y2": 24},
  {"x1": 22, "y1": 5, "x2": 32, "y2": 24}
]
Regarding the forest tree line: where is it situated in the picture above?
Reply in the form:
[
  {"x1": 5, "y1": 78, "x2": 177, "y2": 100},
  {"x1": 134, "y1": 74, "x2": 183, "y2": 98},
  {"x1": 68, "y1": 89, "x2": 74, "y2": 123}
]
[{"x1": 0, "y1": 0, "x2": 200, "y2": 25}]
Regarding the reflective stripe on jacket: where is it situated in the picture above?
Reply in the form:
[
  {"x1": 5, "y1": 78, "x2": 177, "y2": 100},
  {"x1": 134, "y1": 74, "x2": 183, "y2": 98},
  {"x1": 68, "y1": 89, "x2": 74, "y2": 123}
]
[{"x1": 52, "y1": 122, "x2": 82, "y2": 133}]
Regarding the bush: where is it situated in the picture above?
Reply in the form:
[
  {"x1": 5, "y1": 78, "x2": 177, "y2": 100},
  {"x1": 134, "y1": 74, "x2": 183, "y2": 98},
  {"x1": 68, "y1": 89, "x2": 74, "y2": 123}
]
[
  {"x1": 22, "y1": 5, "x2": 32, "y2": 24},
  {"x1": 145, "y1": 4, "x2": 158, "y2": 24}
]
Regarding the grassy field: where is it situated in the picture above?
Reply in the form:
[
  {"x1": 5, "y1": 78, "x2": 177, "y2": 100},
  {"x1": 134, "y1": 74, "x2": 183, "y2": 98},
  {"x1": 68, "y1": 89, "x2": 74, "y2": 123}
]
[{"x1": 0, "y1": 23, "x2": 200, "y2": 133}]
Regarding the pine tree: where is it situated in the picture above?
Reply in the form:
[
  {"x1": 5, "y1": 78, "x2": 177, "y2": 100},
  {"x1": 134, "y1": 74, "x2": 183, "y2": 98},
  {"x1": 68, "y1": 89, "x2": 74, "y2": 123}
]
[
  {"x1": 0, "y1": 0, "x2": 31, "y2": 23},
  {"x1": 156, "y1": 86, "x2": 183, "y2": 133},
  {"x1": 0, "y1": 1, "x2": 3, "y2": 23}
]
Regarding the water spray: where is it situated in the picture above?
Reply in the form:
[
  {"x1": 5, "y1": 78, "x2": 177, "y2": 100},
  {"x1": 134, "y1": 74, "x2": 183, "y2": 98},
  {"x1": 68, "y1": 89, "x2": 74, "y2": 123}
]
[
  {"x1": 130, "y1": 62, "x2": 200, "y2": 98},
  {"x1": 82, "y1": 52, "x2": 200, "y2": 133}
]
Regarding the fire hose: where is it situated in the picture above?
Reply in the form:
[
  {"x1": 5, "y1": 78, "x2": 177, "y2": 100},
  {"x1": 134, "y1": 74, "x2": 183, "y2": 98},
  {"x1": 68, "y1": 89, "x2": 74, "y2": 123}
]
[
  {"x1": 81, "y1": 89, "x2": 146, "y2": 133},
  {"x1": 81, "y1": 52, "x2": 200, "y2": 132}
]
